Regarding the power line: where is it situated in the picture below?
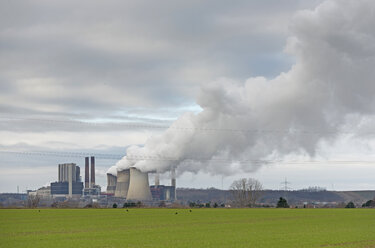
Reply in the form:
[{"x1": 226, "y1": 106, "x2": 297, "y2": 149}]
[
  {"x1": 0, "y1": 150, "x2": 123, "y2": 160},
  {"x1": 1, "y1": 150, "x2": 375, "y2": 165},
  {"x1": 0, "y1": 116, "x2": 372, "y2": 135},
  {"x1": 0, "y1": 117, "x2": 169, "y2": 129},
  {"x1": 125, "y1": 154, "x2": 375, "y2": 164}
]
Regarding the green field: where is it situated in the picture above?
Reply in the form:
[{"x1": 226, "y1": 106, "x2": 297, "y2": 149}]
[{"x1": 1, "y1": 208, "x2": 375, "y2": 248}]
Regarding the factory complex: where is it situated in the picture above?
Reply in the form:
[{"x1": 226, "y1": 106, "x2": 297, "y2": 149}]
[{"x1": 24, "y1": 157, "x2": 177, "y2": 208}]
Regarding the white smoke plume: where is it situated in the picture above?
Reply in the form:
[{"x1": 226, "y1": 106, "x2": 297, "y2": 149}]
[
  {"x1": 110, "y1": 0, "x2": 375, "y2": 176},
  {"x1": 107, "y1": 165, "x2": 118, "y2": 176}
]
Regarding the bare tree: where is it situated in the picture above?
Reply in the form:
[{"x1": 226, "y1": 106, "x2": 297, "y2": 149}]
[
  {"x1": 247, "y1": 178, "x2": 263, "y2": 207},
  {"x1": 26, "y1": 195, "x2": 40, "y2": 208},
  {"x1": 230, "y1": 178, "x2": 248, "y2": 207},
  {"x1": 230, "y1": 178, "x2": 263, "y2": 207}
]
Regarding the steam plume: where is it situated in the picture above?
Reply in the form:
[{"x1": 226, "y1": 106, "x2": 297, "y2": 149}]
[{"x1": 110, "y1": 0, "x2": 375, "y2": 176}]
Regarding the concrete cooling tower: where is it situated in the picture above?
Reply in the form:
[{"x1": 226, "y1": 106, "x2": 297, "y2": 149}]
[
  {"x1": 106, "y1": 173, "x2": 117, "y2": 195},
  {"x1": 126, "y1": 167, "x2": 152, "y2": 201},
  {"x1": 114, "y1": 169, "x2": 130, "y2": 198}
]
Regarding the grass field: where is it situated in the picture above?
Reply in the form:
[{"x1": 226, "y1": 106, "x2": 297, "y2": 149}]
[{"x1": 1, "y1": 208, "x2": 375, "y2": 248}]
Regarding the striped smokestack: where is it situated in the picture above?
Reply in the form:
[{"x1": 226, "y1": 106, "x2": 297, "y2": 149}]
[
  {"x1": 85, "y1": 157, "x2": 89, "y2": 188},
  {"x1": 90, "y1": 156, "x2": 95, "y2": 187}
]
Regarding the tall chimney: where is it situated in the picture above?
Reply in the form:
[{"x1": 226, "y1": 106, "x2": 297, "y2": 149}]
[
  {"x1": 90, "y1": 156, "x2": 95, "y2": 187},
  {"x1": 58, "y1": 164, "x2": 61, "y2": 182},
  {"x1": 68, "y1": 164, "x2": 73, "y2": 198},
  {"x1": 85, "y1": 157, "x2": 89, "y2": 188},
  {"x1": 171, "y1": 167, "x2": 176, "y2": 201},
  {"x1": 155, "y1": 173, "x2": 160, "y2": 187},
  {"x1": 171, "y1": 167, "x2": 176, "y2": 188}
]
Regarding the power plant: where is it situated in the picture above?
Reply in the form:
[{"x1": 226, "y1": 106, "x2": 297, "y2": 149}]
[
  {"x1": 22, "y1": 155, "x2": 178, "y2": 206},
  {"x1": 108, "y1": 167, "x2": 177, "y2": 203},
  {"x1": 50, "y1": 157, "x2": 99, "y2": 198},
  {"x1": 48, "y1": 156, "x2": 178, "y2": 204}
]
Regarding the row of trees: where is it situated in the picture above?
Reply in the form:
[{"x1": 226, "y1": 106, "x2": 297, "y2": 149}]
[
  {"x1": 189, "y1": 202, "x2": 225, "y2": 208},
  {"x1": 229, "y1": 178, "x2": 375, "y2": 208},
  {"x1": 112, "y1": 201, "x2": 143, "y2": 208}
]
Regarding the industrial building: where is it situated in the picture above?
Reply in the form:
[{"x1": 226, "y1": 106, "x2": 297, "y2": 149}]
[
  {"x1": 150, "y1": 168, "x2": 176, "y2": 201},
  {"x1": 36, "y1": 186, "x2": 51, "y2": 198},
  {"x1": 51, "y1": 181, "x2": 83, "y2": 195},
  {"x1": 51, "y1": 163, "x2": 83, "y2": 198},
  {"x1": 150, "y1": 185, "x2": 176, "y2": 201},
  {"x1": 58, "y1": 163, "x2": 80, "y2": 182}
]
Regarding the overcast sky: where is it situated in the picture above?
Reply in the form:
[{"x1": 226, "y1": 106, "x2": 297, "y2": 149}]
[{"x1": 2, "y1": 0, "x2": 375, "y2": 193}]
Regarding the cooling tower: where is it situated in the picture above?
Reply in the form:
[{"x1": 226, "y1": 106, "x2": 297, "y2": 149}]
[
  {"x1": 126, "y1": 167, "x2": 152, "y2": 201},
  {"x1": 106, "y1": 173, "x2": 117, "y2": 194},
  {"x1": 114, "y1": 169, "x2": 130, "y2": 198}
]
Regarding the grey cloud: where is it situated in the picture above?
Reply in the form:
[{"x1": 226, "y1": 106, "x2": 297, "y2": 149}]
[
  {"x1": 3, "y1": 0, "x2": 343, "y2": 191},
  {"x1": 0, "y1": 0, "x2": 313, "y2": 118}
]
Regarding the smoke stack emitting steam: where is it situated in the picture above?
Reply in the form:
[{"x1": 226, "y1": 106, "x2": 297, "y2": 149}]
[
  {"x1": 171, "y1": 167, "x2": 176, "y2": 201},
  {"x1": 155, "y1": 173, "x2": 160, "y2": 187},
  {"x1": 109, "y1": 0, "x2": 375, "y2": 177}
]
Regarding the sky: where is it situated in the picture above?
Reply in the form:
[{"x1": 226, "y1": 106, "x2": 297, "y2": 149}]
[{"x1": 1, "y1": 0, "x2": 375, "y2": 193}]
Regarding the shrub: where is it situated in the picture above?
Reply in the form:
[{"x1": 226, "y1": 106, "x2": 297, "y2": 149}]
[
  {"x1": 276, "y1": 197, "x2": 289, "y2": 208},
  {"x1": 345, "y1": 202, "x2": 355, "y2": 208}
]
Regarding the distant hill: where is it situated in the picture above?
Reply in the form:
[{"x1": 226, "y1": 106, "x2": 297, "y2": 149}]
[{"x1": 176, "y1": 188, "x2": 375, "y2": 206}]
